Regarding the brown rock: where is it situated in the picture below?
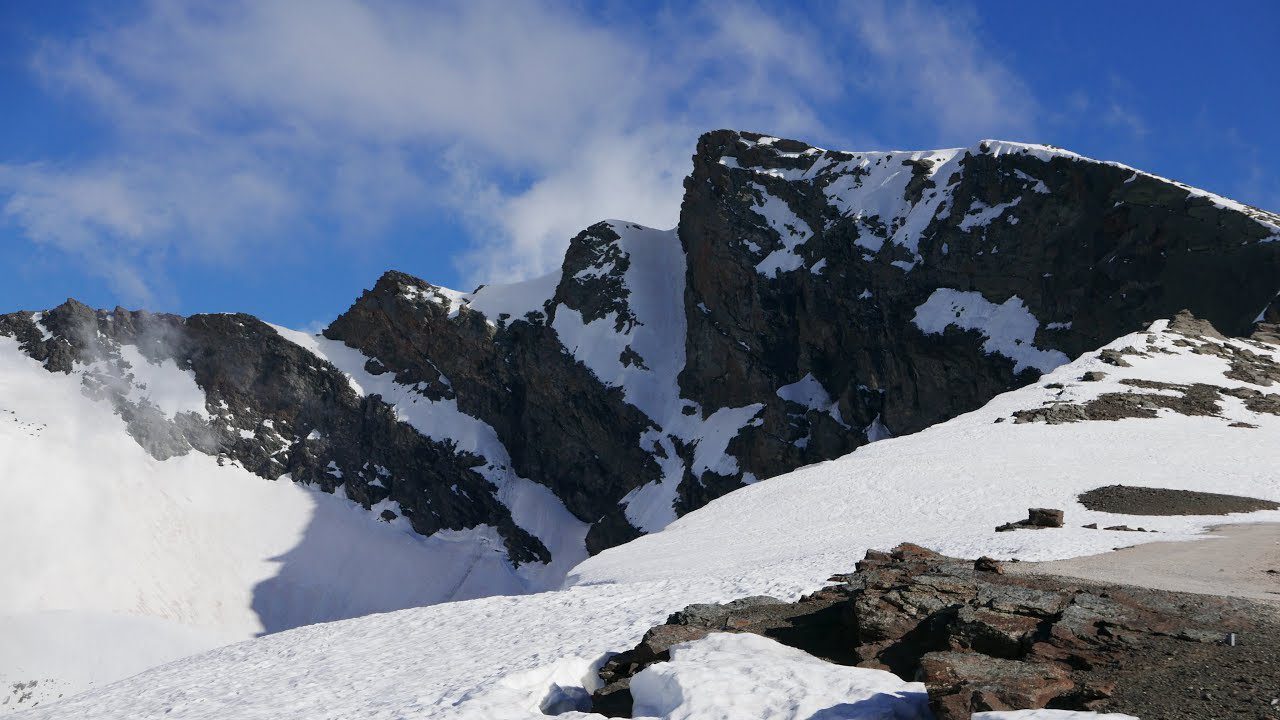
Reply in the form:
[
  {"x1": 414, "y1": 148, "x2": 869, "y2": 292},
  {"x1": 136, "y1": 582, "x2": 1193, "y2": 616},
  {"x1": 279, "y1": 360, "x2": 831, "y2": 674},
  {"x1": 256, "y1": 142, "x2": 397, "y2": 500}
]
[
  {"x1": 950, "y1": 607, "x2": 1044, "y2": 658},
  {"x1": 918, "y1": 651, "x2": 1076, "y2": 720},
  {"x1": 997, "y1": 508, "x2": 1064, "y2": 531},
  {"x1": 974, "y1": 556, "x2": 1004, "y2": 574},
  {"x1": 1028, "y1": 508, "x2": 1064, "y2": 527},
  {"x1": 594, "y1": 538, "x2": 1280, "y2": 720}
]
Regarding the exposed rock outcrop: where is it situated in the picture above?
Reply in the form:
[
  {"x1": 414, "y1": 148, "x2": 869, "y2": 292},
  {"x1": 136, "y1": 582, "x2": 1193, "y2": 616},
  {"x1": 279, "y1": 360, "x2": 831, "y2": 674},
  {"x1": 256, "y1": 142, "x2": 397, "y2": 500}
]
[
  {"x1": 1077, "y1": 485, "x2": 1279, "y2": 516},
  {"x1": 594, "y1": 543, "x2": 1280, "y2": 720},
  {"x1": 1007, "y1": 314, "x2": 1280, "y2": 429}
]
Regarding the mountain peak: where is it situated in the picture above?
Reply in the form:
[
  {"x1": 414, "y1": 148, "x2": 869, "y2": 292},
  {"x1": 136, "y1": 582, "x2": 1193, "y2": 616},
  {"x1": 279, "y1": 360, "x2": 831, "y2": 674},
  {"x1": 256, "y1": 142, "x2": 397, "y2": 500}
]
[{"x1": 7, "y1": 126, "x2": 1280, "y2": 715}]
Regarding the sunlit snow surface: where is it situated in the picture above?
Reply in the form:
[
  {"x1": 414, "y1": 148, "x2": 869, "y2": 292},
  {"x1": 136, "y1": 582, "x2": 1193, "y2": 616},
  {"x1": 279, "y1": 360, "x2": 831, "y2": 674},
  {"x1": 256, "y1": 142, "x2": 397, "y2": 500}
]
[
  {"x1": 629, "y1": 633, "x2": 928, "y2": 720},
  {"x1": 977, "y1": 707, "x2": 1141, "y2": 712},
  {"x1": 22, "y1": 320, "x2": 1280, "y2": 719}
]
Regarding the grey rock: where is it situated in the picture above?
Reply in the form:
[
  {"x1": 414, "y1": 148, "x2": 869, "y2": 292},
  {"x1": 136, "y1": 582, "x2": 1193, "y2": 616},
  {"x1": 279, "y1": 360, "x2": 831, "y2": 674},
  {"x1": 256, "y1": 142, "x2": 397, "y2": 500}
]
[{"x1": 666, "y1": 596, "x2": 787, "y2": 627}]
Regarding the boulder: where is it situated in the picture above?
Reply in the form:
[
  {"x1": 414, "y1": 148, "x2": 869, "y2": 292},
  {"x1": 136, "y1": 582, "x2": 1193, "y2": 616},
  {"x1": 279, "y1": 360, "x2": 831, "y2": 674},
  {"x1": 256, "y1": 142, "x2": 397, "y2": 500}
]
[
  {"x1": 996, "y1": 508, "x2": 1064, "y2": 531},
  {"x1": 974, "y1": 557, "x2": 1004, "y2": 574},
  {"x1": 1027, "y1": 508, "x2": 1064, "y2": 527}
]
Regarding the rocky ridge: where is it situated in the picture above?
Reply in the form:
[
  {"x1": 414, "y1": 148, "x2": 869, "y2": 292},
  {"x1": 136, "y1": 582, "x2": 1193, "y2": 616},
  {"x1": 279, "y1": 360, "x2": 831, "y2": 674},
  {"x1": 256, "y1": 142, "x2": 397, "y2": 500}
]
[
  {"x1": 3, "y1": 130, "x2": 1280, "y2": 573},
  {"x1": 0, "y1": 300, "x2": 550, "y2": 564}
]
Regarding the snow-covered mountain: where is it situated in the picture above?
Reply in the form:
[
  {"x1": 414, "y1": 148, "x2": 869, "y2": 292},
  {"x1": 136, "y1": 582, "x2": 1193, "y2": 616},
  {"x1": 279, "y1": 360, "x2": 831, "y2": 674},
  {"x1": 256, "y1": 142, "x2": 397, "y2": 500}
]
[
  {"x1": 0, "y1": 325, "x2": 576, "y2": 710},
  {"x1": 14, "y1": 313, "x2": 1280, "y2": 719},
  {"x1": 2, "y1": 130, "x2": 1280, "y2": 713}
]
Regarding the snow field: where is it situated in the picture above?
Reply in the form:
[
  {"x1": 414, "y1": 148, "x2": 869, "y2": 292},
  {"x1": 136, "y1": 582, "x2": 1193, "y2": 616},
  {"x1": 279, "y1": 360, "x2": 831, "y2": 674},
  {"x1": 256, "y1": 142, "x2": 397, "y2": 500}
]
[{"x1": 0, "y1": 332, "x2": 580, "y2": 712}]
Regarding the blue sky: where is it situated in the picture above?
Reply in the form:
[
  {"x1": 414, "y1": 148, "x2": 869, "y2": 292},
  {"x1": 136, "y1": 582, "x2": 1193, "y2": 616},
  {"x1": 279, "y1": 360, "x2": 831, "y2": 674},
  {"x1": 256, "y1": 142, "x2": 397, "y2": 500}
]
[{"x1": 0, "y1": 0, "x2": 1276, "y2": 328}]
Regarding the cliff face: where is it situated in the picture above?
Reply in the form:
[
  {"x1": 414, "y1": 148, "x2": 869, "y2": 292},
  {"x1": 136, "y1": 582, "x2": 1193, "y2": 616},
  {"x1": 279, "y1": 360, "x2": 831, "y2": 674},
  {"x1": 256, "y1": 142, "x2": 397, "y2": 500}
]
[
  {"x1": 4, "y1": 130, "x2": 1278, "y2": 570},
  {"x1": 676, "y1": 131, "x2": 1280, "y2": 485}
]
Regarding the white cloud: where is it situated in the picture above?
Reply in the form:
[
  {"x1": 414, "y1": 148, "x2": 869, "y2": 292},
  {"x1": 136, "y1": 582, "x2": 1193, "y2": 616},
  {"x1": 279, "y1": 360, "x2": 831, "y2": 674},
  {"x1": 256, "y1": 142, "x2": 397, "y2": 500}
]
[
  {"x1": 0, "y1": 0, "x2": 1041, "y2": 302},
  {"x1": 36, "y1": 0, "x2": 642, "y2": 165},
  {"x1": 0, "y1": 149, "x2": 298, "y2": 305},
  {"x1": 843, "y1": 0, "x2": 1035, "y2": 141},
  {"x1": 1104, "y1": 102, "x2": 1148, "y2": 139},
  {"x1": 452, "y1": 126, "x2": 692, "y2": 284}
]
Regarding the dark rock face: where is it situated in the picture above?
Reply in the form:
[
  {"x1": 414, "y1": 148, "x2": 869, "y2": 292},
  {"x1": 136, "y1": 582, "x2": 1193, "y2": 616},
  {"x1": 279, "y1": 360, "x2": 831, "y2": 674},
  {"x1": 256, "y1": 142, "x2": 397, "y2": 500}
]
[
  {"x1": 4, "y1": 129, "x2": 1280, "y2": 570},
  {"x1": 678, "y1": 131, "x2": 1280, "y2": 487},
  {"x1": 595, "y1": 543, "x2": 1280, "y2": 720},
  {"x1": 321, "y1": 266, "x2": 661, "y2": 553},
  {"x1": 0, "y1": 300, "x2": 549, "y2": 564}
]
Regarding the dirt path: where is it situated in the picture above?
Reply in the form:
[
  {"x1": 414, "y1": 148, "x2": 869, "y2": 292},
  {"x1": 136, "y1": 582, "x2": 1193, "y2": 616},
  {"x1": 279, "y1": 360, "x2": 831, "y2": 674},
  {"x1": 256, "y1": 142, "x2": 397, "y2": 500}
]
[{"x1": 1011, "y1": 523, "x2": 1280, "y2": 607}]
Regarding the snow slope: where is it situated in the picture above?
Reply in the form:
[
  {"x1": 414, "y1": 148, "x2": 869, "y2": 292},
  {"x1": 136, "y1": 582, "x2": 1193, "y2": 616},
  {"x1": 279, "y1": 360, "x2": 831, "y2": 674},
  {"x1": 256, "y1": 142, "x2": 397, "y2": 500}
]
[
  {"x1": 23, "y1": 319, "x2": 1280, "y2": 719},
  {"x1": 628, "y1": 632, "x2": 928, "y2": 719},
  {"x1": 574, "y1": 319, "x2": 1280, "y2": 589},
  {"x1": 0, "y1": 331, "x2": 578, "y2": 713},
  {"x1": 547, "y1": 222, "x2": 766, "y2": 530}
]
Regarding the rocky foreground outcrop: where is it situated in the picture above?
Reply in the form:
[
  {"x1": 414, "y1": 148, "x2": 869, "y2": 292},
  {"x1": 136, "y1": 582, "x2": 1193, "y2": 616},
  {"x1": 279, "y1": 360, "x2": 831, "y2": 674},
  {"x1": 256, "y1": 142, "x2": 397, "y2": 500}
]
[
  {"x1": 594, "y1": 543, "x2": 1280, "y2": 720},
  {"x1": 3, "y1": 131, "x2": 1280, "y2": 567}
]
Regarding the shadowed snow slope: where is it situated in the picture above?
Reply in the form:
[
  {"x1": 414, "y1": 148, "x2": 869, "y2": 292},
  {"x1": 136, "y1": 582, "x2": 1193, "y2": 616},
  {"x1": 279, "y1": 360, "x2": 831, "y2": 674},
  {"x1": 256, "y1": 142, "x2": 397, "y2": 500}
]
[
  {"x1": 19, "y1": 318, "x2": 1280, "y2": 719},
  {"x1": 0, "y1": 334, "x2": 568, "y2": 713}
]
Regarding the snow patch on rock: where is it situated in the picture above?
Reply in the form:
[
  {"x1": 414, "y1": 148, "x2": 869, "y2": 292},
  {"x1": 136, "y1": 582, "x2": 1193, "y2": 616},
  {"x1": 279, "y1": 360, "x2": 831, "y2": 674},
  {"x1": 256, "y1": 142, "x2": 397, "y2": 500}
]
[
  {"x1": 777, "y1": 373, "x2": 846, "y2": 427},
  {"x1": 748, "y1": 183, "x2": 814, "y2": 277},
  {"x1": 959, "y1": 196, "x2": 1022, "y2": 231},
  {"x1": 913, "y1": 289, "x2": 1070, "y2": 374}
]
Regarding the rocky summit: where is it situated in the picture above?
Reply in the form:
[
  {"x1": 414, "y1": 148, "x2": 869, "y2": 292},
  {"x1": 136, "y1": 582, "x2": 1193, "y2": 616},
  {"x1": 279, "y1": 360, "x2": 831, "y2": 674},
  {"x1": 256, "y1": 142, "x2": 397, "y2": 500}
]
[{"x1": 3, "y1": 130, "x2": 1279, "y2": 576}]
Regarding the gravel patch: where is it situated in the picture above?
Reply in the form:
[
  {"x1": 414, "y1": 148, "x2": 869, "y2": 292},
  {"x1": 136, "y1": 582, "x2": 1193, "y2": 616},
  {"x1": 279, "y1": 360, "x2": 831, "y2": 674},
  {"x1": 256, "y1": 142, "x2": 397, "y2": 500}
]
[{"x1": 1078, "y1": 485, "x2": 1279, "y2": 516}]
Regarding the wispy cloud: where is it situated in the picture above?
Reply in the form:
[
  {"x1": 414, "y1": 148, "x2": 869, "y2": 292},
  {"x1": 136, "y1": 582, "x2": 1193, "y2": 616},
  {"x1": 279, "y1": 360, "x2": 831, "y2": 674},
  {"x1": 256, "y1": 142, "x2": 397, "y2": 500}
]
[
  {"x1": 0, "y1": 0, "x2": 1041, "y2": 302},
  {"x1": 0, "y1": 148, "x2": 298, "y2": 305},
  {"x1": 843, "y1": 0, "x2": 1036, "y2": 141},
  {"x1": 1103, "y1": 102, "x2": 1148, "y2": 140}
]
